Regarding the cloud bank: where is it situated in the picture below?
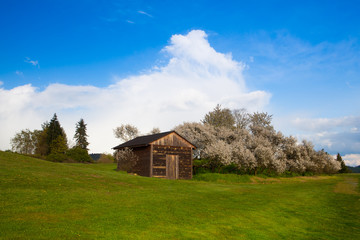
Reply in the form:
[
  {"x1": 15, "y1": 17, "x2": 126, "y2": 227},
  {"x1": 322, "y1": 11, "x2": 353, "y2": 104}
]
[
  {"x1": 290, "y1": 116, "x2": 360, "y2": 166},
  {"x1": 342, "y1": 154, "x2": 360, "y2": 167},
  {"x1": 0, "y1": 30, "x2": 270, "y2": 153},
  {"x1": 292, "y1": 116, "x2": 360, "y2": 154}
]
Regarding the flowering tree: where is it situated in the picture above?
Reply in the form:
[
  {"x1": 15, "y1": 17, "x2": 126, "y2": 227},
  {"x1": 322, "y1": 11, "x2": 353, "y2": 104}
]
[
  {"x1": 115, "y1": 148, "x2": 139, "y2": 172},
  {"x1": 113, "y1": 124, "x2": 139, "y2": 142},
  {"x1": 174, "y1": 105, "x2": 341, "y2": 175}
]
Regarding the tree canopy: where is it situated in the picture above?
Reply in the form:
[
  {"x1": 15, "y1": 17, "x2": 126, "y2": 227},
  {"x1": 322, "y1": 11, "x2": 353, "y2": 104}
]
[
  {"x1": 74, "y1": 118, "x2": 89, "y2": 150},
  {"x1": 47, "y1": 114, "x2": 68, "y2": 155},
  {"x1": 10, "y1": 129, "x2": 37, "y2": 155},
  {"x1": 336, "y1": 153, "x2": 351, "y2": 173},
  {"x1": 175, "y1": 105, "x2": 341, "y2": 175},
  {"x1": 113, "y1": 124, "x2": 139, "y2": 142},
  {"x1": 10, "y1": 114, "x2": 92, "y2": 163},
  {"x1": 202, "y1": 104, "x2": 235, "y2": 128}
]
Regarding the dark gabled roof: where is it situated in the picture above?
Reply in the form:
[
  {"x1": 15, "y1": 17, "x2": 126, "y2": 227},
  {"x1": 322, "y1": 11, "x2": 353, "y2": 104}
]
[
  {"x1": 89, "y1": 153, "x2": 102, "y2": 161},
  {"x1": 113, "y1": 131, "x2": 176, "y2": 149}
]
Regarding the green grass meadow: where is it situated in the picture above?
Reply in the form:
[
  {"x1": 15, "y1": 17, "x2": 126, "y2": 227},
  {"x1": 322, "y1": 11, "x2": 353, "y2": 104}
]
[{"x1": 1, "y1": 151, "x2": 359, "y2": 239}]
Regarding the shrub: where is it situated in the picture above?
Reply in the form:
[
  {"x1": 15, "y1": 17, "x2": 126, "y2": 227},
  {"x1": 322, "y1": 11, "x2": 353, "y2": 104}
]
[
  {"x1": 97, "y1": 153, "x2": 115, "y2": 163},
  {"x1": 66, "y1": 147, "x2": 92, "y2": 163},
  {"x1": 115, "y1": 148, "x2": 139, "y2": 172},
  {"x1": 193, "y1": 159, "x2": 211, "y2": 174},
  {"x1": 219, "y1": 163, "x2": 241, "y2": 174},
  {"x1": 46, "y1": 153, "x2": 67, "y2": 162}
]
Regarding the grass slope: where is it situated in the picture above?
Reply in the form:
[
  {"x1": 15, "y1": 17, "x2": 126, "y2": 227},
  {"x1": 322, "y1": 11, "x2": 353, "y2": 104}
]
[{"x1": 1, "y1": 151, "x2": 359, "y2": 240}]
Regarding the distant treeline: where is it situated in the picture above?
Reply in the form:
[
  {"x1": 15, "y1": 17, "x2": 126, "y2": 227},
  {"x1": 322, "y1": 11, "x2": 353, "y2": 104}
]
[
  {"x1": 10, "y1": 114, "x2": 92, "y2": 163},
  {"x1": 348, "y1": 166, "x2": 360, "y2": 173}
]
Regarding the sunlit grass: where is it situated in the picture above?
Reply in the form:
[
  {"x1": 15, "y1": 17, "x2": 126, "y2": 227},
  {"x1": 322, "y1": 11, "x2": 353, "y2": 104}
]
[{"x1": 1, "y1": 151, "x2": 359, "y2": 239}]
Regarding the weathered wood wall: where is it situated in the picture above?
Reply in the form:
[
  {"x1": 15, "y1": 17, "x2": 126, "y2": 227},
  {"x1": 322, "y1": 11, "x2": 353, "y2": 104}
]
[
  {"x1": 152, "y1": 145, "x2": 192, "y2": 179},
  {"x1": 151, "y1": 132, "x2": 194, "y2": 148},
  {"x1": 132, "y1": 146, "x2": 151, "y2": 177}
]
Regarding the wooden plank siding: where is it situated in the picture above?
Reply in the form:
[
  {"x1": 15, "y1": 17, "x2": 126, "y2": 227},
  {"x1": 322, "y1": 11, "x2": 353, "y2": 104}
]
[
  {"x1": 152, "y1": 145, "x2": 192, "y2": 179},
  {"x1": 166, "y1": 155, "x2": 179, "y2": 179},
  {"x1": 151, "y1": 132, "x2": 194, "y2": 148},
  {"x1": 115, "y1": 131, "x2": 195, "y2": 179},
  {"x1": 131, "y1": 146, "x2": 151, "y2": 177}
]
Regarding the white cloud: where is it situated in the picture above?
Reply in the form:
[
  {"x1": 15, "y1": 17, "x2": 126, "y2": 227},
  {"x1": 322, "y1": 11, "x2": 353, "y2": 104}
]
[
  {"x1": 290, "y1": 116, "x2": 360, "y2": 156},
  {"x1": 15, "y1": 70, "x2": 23, "y2": 76},
  {"x1": 126, "y1": 20, "x2": 135, "y2": 24},
  {"x1": 342, "y1": 154, "x2": 360, "y2": 167},
  {"x1": 0, "y1": 30, "x2": 270, "y2": 153},
  {"x1": 351, "y1": 127, "x2": 359, "y2": 133},
  {"x1": 293, "y1": 116, "x2": 360, "y2": 132},
  {"x1": 0, "y1": 81, "x2": 3, "y2": 86},
  {"x1": 25, "y1": 57, "x2": 39, "y2": 68},
  {"x1": 137, "y1": 10, "x2": 152, "y2": 18}
]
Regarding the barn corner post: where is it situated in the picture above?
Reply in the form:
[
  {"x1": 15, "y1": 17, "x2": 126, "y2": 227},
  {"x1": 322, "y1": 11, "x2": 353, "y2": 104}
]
[
  {"x1": 115, "y1": 149, "x2": 119, "y2": 170},
  {"x1": 150, "y1": 144, "x2": 153, "y2": 177},
  {"x1": 191, "y1": 148, "x2": 193, "y2": 179}
]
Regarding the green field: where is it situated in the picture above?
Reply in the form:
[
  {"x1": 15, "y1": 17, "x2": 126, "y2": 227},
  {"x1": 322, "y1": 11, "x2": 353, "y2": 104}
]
[{"x1": 1, "y1": 151, "x2": 359, "y2": 239}]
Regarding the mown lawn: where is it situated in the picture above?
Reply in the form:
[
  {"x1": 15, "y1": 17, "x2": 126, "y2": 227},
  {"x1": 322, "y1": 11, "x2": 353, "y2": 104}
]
[{"x1": 1, "y1": 151, "x2": 359, "y2": 239}]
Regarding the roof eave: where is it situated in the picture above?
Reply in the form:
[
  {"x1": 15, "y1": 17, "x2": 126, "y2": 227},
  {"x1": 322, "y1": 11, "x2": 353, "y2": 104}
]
[{"x1": 112, "y1": 144, "x2": 149, "y2": 150}]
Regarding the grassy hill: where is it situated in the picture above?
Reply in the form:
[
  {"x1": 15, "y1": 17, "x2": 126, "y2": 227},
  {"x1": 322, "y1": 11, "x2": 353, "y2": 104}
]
[{"x1": 1, "y1": 151, "x2": 359, "y2": 239}]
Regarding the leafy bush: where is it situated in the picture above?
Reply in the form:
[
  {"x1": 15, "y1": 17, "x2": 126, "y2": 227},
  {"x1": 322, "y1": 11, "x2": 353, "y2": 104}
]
[
  {"x1": 220, "y1": 163, "x2": 242, "y2": 174},
  {"x1": 97, "y1": 153, "x2": 115, "y2": 163},
  {"x1": 193, "y1": 158, "x2": 211, "y2": 174},
  {"x1": 115, "y1": 148, "x2": 139, "y2": 172},
  {"x1": 66, "y1": 147, "x2": 92, "y2": 163},
  {"x1": 46, "y1": 153, "x2": 68, "y2": 162}
]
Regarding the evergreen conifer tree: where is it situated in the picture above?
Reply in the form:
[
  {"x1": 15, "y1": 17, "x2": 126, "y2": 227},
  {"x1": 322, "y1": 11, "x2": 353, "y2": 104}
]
[
  {"x1": 74, "y1": 118, "x2": 89, "y2": 150},
  {"x1": 46, "y1": 114, "x2": 68, "y2": 154},
  {"x1": 336, "y1": 153, "x2": 350, "y2": 173}
]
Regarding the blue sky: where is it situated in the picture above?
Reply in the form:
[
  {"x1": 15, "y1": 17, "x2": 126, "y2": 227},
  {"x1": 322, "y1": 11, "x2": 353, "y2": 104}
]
[{"x1": 1, "y1": 0, "x2": 359, "y2": 165}]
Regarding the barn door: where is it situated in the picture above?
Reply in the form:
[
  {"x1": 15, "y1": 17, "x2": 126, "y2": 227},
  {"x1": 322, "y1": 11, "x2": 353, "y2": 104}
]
[{"x1": 166, "y1": 155, "x2": 179, "y2": 179}]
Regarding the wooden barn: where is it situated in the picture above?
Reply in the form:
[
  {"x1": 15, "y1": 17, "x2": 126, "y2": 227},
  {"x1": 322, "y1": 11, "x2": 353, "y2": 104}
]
[{"x1": 113, "y1": 131, "x2": 196, "y2": 179}]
